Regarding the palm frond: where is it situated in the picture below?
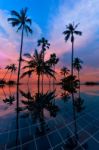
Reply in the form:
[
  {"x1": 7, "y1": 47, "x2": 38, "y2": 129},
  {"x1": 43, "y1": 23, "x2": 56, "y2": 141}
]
[
  {"x1": 26, "y1": 18, "x2": 32, "y2": 25},
  {"x1": 74, "y1": 23, "x2": 80, "y2": 29},
  {"x1": 74, "y1": 31, "x2": 82, "y2": 35},
  {"x1": 10, "y1": 10, "x2": 21, "y2": 18},
  {"x1": 20, "y1": 70, "x2": 33, "y2": 78},
  {"x1": 25, "y1": 25, "x2": 32, "y2": 35},
  {"x1": 11, "y1": 21, "x2": 20, "y2": 27},
  {"x1": 24, "y1": 53, "x2": 32, "y2": 58},
  {"x1": 65, "y1": 33, "x2": 70, "y2": 41},
  {"x1": 63, "y1": 30, "x2": 70, "y2": 35},
  {"x1": 8, "y1": 18, "x2": 19, "y2": 22}
]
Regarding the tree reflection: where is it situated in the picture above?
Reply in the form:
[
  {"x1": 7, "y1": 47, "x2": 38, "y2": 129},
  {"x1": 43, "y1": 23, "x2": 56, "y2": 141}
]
[
  {"x1": 61, "y1": 75, "x2": 87, "y2": 149},
  {"x1": 74, "y1": 85, "x2": 85, "y2": 113},
  {"x1": 61, "y1": 90, "x2": 70, "y2": 102},
  {"x1": 2, "y1": 86, "x2": 15, "y2": 105},
  {"x1": 20, "y1": 89, "x2": 59, "y2": 136}
]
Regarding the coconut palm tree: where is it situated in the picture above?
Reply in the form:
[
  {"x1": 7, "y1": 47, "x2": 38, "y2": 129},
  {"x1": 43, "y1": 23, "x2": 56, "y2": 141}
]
[
  {"x1": 60, "y1": 66, "x2": 70, "y2": 77},
  {"x1": 8, "y1": 8, "x2": 32, "y2": 84},
  {"x1": 21, "y1": 90, "x2": 56, "y2": 134},
  {"x1": 21, "y1": 50, "x2": 55, "y2": 95},
  {"x1": 73, "y1": 57, "x2": 83, "y2": 81},
  {"x1": 2, "y1": 65, "x2": 11, "y2": 80},
  {"x1": 37, "y1": 37, "x2": 50, "y2": 93},
  {"x1": 9, "y1": 64, "x2": 17, "y2": 81},
  {"x1": 63, "y1": 23, "x2": 82, "y2": 76},
  {"x1": 48, "y1": 53, "x2": 59, "y2": 89},
  {"x1": 8, "y1": 8, "x2": 32, "y2": 110},
  {"x1": 37, "y1": 37, "x2": 50, "y2": 57}
]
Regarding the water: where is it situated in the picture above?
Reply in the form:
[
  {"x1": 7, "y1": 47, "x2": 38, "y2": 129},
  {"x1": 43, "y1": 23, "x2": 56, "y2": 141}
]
[{"x1": 0, "y1": 84, "x2": 99, "y2": 150}]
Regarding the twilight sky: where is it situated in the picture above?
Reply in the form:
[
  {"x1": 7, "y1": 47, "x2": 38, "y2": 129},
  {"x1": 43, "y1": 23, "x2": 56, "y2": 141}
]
[{"x1": 0, "y1": 0, "x2": 99, "y2": 82}]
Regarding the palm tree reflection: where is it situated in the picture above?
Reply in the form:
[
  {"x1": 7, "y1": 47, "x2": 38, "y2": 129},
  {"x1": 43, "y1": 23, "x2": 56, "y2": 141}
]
[
  {"x1": 2, "y1": 86, "x2": 15, "y2": 105},
  {"x1": 74, "y1": 85, "x2": 85, "y2": 113},
  {"x1": 61, "y1": 77, "x2": 86, "y2": 149},
  {"x1": 61, "y1": 91, "x2": 70, "y2": 103},
  {"x1": 20, "y1": 89, "x2": 59, "y2": 136}
]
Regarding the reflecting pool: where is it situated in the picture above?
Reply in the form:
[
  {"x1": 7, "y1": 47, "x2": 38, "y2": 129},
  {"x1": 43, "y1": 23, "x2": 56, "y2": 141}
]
[{"x1": 0, "y1": 84, "x2": 99, "y2": 150}]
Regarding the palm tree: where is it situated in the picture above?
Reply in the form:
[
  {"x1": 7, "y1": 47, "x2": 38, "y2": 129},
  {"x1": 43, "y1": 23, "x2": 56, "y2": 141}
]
[
  {"x1": 60, "y1": 66, "x2": 70, "y2": 77},
  {"x1": 9, "y1": 64, "x2": 17, "y2": 81},
  {"x1": 8, "y1": 8, "x2": 32, "y2": 109},
  {"x1": 63, "y1": 23, "x2": 82, "y2": 76},
  {"x1": 2, "y1": 65, "x2": 11, "y2": 80},
  {"x1": 34, "y1": 50, "x2": 55, "y2": 95},
  {"x1": 21, "y1": 90, "x2": 56, "y2": 134},
  {"x1": 21, "y1": 50, "x2": 55, "y2": 95},
  {"x1": 37, "y1": 37, "x2": 50, "y2": 57},
  {"x1": 73, "y1": 57, "x2": 83, "y2": 81},
  {"x1": 48, "y1": 53, "x2": 59, "y2": 89},
  {"x1": 37, "y1": 37, "x2": 50, "y2": 93}
]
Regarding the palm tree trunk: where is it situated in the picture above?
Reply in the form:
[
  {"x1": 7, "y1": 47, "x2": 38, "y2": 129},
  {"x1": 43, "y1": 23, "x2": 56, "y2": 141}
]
[
  {"x1": 41, "y1": 52, "x2": 44, "y2": 94},
  {"x1": 78, "y1": 71, "x2": 80, "y2": 98},
  {"x1": 27, "y1": 75, "x2": 30, "y2": 85},
  {"x1": 49, "y1": 76, "x2": 51, "y2": 91},
  {"x1": 41, "y1": 73, "x2": 44, "y2": 94},
  {"x1": 71, "y1": 41, "x2": 74, "y2": 76},
  {"x1": 78, "y1": 70, "x2": 80, "y2": 81},
  {"x1": 16, "y1": 26, "x2": 24, "y2": 111},
  {"x1": 9, "y1": 72, "x2": 13, "y2": 81},
  {"x1": 53, "y1": 65, "x2": 55, "y2": 90},
  {"x1": 78, "y1": 70, "x2": 80, "y2": 86},
  {"x1": 38, "y1": 74, "x2": 40, "y2": 95}
]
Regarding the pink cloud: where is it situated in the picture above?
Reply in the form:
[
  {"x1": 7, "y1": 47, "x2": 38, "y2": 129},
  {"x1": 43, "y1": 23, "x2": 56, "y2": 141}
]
[{"x1": 0, "y1": 9, "x2": 42, "y2": 67}]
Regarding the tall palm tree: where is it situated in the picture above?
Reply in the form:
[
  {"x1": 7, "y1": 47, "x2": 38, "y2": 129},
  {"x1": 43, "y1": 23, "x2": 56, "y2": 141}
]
[
  {"x1": 37, "y1": 37, "x2": 50, "y2": 93},
  {"x1": 8, "y1": 8, "x2": 32, "y2": 109},
  {"x1": 9, "y1": 64, "x2": 17, "y2": 81},
  {"x1": 60, "y1": 66, "x2": 70, "y2": 77},
  {"x1": 73, "y1": 57, "x2": 83, "y2": 81},
  {"x1": 63, "y1": 23, "x2": 82, "y2": 76}
]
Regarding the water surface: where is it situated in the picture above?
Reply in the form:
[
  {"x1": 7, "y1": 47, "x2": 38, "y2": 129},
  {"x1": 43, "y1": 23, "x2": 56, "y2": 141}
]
[{"x1": 0, "y1": 84, "x2": 99, "y2": 150}]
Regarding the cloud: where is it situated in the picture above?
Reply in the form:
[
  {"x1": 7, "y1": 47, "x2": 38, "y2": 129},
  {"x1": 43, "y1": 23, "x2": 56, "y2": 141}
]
[
  {"x1": 48, "y1": 0, "x2": 99, "y2": 58},
  {"x1": 46, "y1": 0, "x2": 99, "y2": 81},
  {"x1": 0, "y1": 9, "x2": 42, "y2": 67}
]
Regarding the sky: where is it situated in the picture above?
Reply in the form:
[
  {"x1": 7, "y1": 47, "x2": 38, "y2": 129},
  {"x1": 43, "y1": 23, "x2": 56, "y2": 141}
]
[{"x1": 0, "y1": 0, "x2": 99, "y2": 82}]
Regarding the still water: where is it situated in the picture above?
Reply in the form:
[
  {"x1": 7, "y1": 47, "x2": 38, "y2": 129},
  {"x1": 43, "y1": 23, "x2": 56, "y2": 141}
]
[{"x1": 0, "y1": 84, "x2": 99, "y2": 150}]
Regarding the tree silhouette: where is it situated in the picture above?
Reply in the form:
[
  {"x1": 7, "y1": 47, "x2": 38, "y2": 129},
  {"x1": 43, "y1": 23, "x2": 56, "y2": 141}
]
[
  {"x1": 60, "y1": 66, "x2": 70, "y2": 77},
  {"x1": 8, "y1": 64, "x2": 17, "y2": 81},
  {"x1": 37, "y1": 37, "x2": 50, "y2": 93},
  {"x1": 73, "y1": 57, "x2": 83, "y2": 81},
  {"x1": 63, "y1": 23, "x2": 82, "y2": 76},
  {"x1": 21, "y1": 50, "x2": 55, "y2": 95},
  {"x1": 37, "y1": 37, "x2": 50, "y2": 55},
  {"x1": 2, "y1": 65, "x2": 11, "y2": 80},
  {"x1": 8, "y1": 8, "x2": 32, "y2": 109},
  {"x1": 48, "y1": 53, "x2": 59, "y2": 89},
  {"x1": 20, "y1": 90, "x2": 57, "y2": 135}
]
